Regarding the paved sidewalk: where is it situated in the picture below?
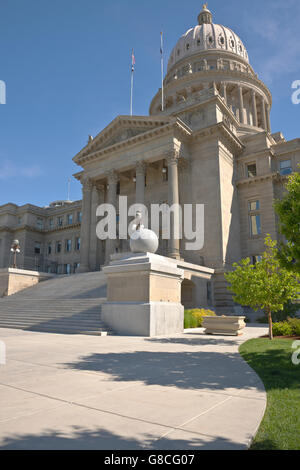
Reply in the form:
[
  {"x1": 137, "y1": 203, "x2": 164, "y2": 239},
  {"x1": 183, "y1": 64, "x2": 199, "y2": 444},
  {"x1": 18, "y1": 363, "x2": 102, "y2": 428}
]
[{"x1": 0, "y1": 325, "x2": 268, "y2": 450}]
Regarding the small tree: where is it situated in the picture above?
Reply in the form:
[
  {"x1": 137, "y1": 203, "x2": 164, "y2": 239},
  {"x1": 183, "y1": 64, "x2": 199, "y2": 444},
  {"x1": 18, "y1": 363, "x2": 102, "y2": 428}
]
[
  {"x1": 274, "y1": 171, "x2": 300, "y2": 274},
  {"x1": 225, "y1": 236, "x2": 300, "y2": 340}
]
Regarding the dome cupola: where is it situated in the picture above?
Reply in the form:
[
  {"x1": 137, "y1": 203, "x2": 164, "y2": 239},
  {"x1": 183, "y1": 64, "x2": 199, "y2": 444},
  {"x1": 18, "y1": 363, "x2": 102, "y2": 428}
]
[
  {"x1": 198, "y1": 3, "x2": 213, "y2": 25},
  {"x1": 167, "y1": 5, "x2": 249, "y2": 73}
]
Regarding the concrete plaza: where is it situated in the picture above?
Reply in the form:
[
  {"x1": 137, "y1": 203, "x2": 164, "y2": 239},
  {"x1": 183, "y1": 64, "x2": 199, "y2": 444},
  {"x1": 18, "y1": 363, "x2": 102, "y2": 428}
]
[{"x1": 0, "y1": 325, "x2": 267, "y2": 450}]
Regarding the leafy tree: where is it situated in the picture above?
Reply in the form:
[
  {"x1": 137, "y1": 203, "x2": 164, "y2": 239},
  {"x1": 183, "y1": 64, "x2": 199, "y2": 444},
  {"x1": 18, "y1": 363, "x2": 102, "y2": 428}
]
[
  {"x1": 274, "y1": 171, "x2": 300, "y2": 274},
  {"x1": 225, "y1": 236, "x2": 300, "y2": 340}
]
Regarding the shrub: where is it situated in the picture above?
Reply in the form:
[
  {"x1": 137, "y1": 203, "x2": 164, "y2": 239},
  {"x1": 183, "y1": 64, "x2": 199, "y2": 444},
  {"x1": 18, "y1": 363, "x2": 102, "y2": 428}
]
[
  {"x1": 272, "y1": 321, "x2": 293, "y2": 337},
  {"x1": 184, "y1": 309, "x2": 216, "y2": 329},
  {"x1": 272, "y1": 301, "x2": 299, "y2": 322},
  {"x1": 287, "y1": 318, "x2": 300, "y2": 336}
]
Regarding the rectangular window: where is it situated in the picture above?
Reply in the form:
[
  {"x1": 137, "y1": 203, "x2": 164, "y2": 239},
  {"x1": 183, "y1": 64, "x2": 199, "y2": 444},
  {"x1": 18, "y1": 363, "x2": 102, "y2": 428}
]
[
  {"x1": 249, "y1": 201, "x2": 260, "y2": 212},
  {"x1": 67, "y1": 214, "x2": 73, "y2": 225},
  {"x1": 36, "y1": 218, "x2": 44, "y2": 230},
  {"x1": 34, "y1": 242, "x2": 41, "y2": 255},
  {"x1": 279, "y1": 160, "x2": 292, "y2": 176},
  {"x1": 77, "y1": 211, "x2": 82, "y2": 223},
  {"x1": 162, "y1": 165, "x2": 168, "y2": 182},
  {"x1": 249, "y1": 200, "x2": 262, "y2": 237},
  {"x1": 65, "y1": 239, "x2": 72, "y2": 252},
  {"x1": 56, "y1": 241, "x2": 62, "y2": 253},
  {"x1": 57, "y1": 217, "x2": 63, "y2": 227},
  {"x1": 75, "y1": 237, "x2": 81, "y2": 251},
  {"x1": 47, "y1": 243, "x2": 52, "y2": 255},
  {"x1": 17, "y1": 217, "x2": 22, "y2": 225},
  {"x1": 49, "y1": 218, "x2": 54, "y2": 229},
  {"x1": 246, "y1": 163, "x2": 257, "y2": 178},
  {"x1": 249, "y1": 215, "x2": 261, "y2": 236}
]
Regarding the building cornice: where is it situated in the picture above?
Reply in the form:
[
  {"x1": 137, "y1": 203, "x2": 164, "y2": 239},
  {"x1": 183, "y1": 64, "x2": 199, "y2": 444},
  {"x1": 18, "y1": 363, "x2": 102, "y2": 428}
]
[
  {"x1": 73, "y1": 118, "x2": 192, "y2": 167},
  {"x1": 237, "y1": 148, "x2": 275, "y2": 162},
  {"x1": 73, "y1": 115, "x2": 175, "y2": 164},
  {"x1": 236, "y1": 171, "x2": 289, "y2": 187},
  {"x1": 192, "y1": 122, "x2": 244, "y2": 154}
]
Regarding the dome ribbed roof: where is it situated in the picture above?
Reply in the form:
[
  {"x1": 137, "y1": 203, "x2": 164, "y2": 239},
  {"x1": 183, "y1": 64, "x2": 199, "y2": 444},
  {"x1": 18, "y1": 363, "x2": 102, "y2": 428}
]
[{"x1": 167, "y1": 7, "x2": 249, "y2": 73}]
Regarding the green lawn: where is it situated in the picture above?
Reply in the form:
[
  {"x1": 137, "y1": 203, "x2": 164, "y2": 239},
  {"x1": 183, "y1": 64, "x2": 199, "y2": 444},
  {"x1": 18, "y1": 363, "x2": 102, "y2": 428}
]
[{"x1": 239, "y1": 338, "x2": 300, "y2": 450}]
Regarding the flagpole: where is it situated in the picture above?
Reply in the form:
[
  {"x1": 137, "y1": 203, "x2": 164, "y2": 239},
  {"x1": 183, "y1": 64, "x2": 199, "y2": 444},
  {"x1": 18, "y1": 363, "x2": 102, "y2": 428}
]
[
  {"x1": 130, "y1": 49, "x2": 135, "y2": 116},
  {"x1": 160, "y1": 32, "x2": 164, "y2": 112}
]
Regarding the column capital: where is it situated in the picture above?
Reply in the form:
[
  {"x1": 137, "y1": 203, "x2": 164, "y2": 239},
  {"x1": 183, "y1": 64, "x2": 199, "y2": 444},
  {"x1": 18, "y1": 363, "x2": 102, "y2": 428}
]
[
  {"x1": 106, "y1": 169, "x2": 119, "y2": 185},
  {"x1": 82, "y1": 176, "x2": 93, "y2": 192},
  {"x1": 95, "y1": 182, "x2": 106, "y2": 194},
  {"x1": 135, "y1": 161, "x2": 147, "y2": 176},
  {"x1": 165, "y1": 149, "x2": 180, "y2": 166}
]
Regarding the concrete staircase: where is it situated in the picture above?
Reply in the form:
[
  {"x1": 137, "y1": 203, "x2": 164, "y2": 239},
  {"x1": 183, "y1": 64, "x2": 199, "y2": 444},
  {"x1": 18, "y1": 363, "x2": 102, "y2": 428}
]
[{"x1": 0, "y1": 272, "x2": 113, "y2": 336}]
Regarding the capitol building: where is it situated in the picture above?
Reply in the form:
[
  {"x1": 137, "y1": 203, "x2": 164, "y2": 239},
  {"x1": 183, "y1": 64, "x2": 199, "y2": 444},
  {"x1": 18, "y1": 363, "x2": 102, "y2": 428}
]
[{"x1": 0, "y1": 5, "x2": 299, "y2": 312}]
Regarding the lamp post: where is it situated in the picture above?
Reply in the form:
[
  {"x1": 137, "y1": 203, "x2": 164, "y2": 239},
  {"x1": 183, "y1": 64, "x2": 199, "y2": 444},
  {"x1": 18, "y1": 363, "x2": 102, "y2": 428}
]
[{"x1": 10, "y1": 240, "x2": 20, "y2": 269}]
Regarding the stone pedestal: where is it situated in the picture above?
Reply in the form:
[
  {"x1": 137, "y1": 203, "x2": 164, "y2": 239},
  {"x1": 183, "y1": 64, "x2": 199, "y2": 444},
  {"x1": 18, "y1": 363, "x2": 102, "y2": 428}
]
[
  {"x1": 0, "y1": 269, "x2": 54, "y2": 298},
  {"x1": 203, "y1": 316, "x2": 246, "y2": 336},
  {"x1": 102, "y1": 253, "x2": 184, "y2": 337}
]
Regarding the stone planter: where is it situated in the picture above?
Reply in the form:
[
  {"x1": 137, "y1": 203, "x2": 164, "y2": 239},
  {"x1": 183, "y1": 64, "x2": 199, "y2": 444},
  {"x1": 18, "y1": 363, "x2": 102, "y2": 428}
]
[{"x1": 203, "y1": 316, "x2": 246, "y2": 336}]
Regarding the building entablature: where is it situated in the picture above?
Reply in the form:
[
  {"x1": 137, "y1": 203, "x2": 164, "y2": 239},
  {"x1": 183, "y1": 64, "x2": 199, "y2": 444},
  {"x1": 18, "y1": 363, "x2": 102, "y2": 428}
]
[
  {"x1": 73, "y1": 115, "x2": 177, "y2": 164},
  {"x1": 73, "y1": 118, "x2": 192, "y2": 168},
  {"x1": 271, "y1": 138, "x2": 300, "y2": 157},
  {"x1": 236, "y1": 171, "x2": 279, "y2": 187},
  {"x1": 192, "y1": 121, "x2": 244, "y2": 154},
  {"x1": 238, "y1": 148, "x2": 275, "y2": 162}
]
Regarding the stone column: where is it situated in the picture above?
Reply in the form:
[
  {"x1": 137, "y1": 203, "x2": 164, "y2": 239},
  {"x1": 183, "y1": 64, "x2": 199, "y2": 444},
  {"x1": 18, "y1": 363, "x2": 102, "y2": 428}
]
[
  {"x1": 78, "y1": 177, "x2": 93, "y2": 273},
  {"x1": 135, "y1": 161, "x2": 146, "y2": 206},
  {"x1": 251, "y1": 90, "x2": 258, "y2": 127},
  {"x1": 261, "y1": 97, "x2": 267, "y2": 130},
  {"x1": 221, "y1": 82, "x2": 227, "y2": 104},
  {"x1": 89, "y1": 183, "x2": 105, "y2": 271},
  {"x1": 105, "y1": 170, "x2": 118, "y2": 265},
  {"x1": 167, "y1": 150, "x2": 181, "y2": 260},
  {"x1": 238, "y1": 85, "x2": 245, "y2": 124}
]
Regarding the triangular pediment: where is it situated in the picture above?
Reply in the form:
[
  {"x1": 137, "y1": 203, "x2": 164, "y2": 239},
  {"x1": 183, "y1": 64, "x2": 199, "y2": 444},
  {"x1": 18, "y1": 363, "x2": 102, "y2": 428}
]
[{"x1": 73, "y1": 115, "x2": 173, "y2": 163}]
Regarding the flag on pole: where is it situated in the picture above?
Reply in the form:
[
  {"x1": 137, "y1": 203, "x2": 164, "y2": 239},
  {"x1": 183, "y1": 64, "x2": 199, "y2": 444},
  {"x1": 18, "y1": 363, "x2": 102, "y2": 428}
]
[
  {"x1": 160, "y1": 32, "x2": 164, "y2": 111},
  {"x1": 131, "y1": 49, "x2": 135, "y2": 72}
]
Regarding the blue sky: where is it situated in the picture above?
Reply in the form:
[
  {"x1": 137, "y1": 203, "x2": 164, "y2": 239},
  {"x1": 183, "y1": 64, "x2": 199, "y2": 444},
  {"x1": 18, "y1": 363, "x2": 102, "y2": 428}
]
[{"x1": 0, "y1": 0, "x2": 299, "y2": 207}]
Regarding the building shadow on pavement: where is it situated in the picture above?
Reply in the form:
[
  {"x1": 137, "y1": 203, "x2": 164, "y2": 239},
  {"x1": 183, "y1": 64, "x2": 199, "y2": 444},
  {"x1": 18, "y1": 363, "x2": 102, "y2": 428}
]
[
  {"x1": 63, "y1": 349, "x2": 264, "y2": 393},
  {"x1": 0, "y1": 426, "x2": 257, "y2": 450}
]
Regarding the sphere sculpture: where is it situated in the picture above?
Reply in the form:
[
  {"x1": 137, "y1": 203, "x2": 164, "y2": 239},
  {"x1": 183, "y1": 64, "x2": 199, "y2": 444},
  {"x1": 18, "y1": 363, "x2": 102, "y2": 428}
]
[{"x1": 130, "y1": 212, "x2": 159, "y2": 254}]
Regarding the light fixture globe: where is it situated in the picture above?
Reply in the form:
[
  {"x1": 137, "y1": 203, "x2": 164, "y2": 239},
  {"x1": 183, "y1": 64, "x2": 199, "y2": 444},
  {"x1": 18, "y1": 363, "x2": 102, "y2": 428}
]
[{"x1": 130, "y1": 228, "x2": 159, "y2": 254}]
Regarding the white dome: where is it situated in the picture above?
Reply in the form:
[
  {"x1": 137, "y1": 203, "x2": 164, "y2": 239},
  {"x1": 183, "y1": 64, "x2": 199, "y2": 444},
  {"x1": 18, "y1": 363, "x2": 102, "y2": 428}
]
[{"x1": 167, "y1": 8, "x2": 249, "y2": 73}]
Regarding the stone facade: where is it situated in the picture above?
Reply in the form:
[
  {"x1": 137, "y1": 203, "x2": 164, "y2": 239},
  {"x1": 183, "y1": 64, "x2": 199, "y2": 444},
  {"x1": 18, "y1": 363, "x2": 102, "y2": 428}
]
[
  {"x1": 0, "y1": 6, "x2": 299, "y2": 312},
  {"x1": 0, "y1": 200, "x2": 82, "y2": 274}
]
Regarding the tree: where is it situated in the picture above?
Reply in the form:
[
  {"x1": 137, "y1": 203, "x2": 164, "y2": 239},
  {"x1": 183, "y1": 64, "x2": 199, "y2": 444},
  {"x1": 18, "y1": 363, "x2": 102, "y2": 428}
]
[
  {"x1": 225, "y1": 236, "x2": 300, "y2": 340},
  {"x1": 274, "y1": 171, "x2": 300, "y2": 274}
]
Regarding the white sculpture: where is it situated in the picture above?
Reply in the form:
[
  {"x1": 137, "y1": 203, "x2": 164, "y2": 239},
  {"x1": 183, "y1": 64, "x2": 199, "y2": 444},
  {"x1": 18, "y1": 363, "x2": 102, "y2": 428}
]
[{"x1": 130, "y1": 211, "x2": 159, "y2": 254}]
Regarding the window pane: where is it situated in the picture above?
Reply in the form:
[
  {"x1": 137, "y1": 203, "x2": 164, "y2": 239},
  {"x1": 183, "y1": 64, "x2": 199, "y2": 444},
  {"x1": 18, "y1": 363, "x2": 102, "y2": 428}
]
[
  {"x1": 280, "y1": 160, "x2": 292, "y2": 175},
  {"x1": 247, "y1": 164, "x2": 257, "y2": 178},
  {"x1": 249, "y1": 201, "x2": 260, "y2": 211},
  {"x1": 250, "y1": 215, "x2": 261, "y2": 236}
]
